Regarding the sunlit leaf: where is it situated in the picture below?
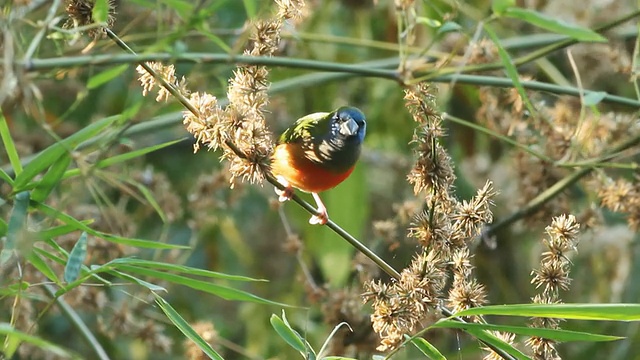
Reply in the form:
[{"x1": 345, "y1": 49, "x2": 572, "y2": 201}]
[
  {"x1": 270, "y1": 312, "x2": 308, "y2": 355},
  {"x1": 454, "y1": 303, "x2": 640, "y2": 321}
]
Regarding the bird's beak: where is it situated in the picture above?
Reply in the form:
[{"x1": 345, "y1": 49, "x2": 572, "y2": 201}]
[{"x1": 340, "y1": 118, "x2": 359, "y2": 136}]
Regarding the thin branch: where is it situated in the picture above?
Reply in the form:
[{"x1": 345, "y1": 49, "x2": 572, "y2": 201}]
[{"x1": 486, "y1": 132, "x2": 640, "y2": 236}]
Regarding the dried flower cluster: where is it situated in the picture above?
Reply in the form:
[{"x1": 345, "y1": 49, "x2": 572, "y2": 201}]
[
  {"x1": 363, "y1": 83, "x2": 496, "y2": 351},
  {"x1": 526, "y1": 214, "x2": 581, "y2": 360},
  {"x1": 476, "y1": 82, "x2": 639, "y2": 225},
  {"x1": 181, "y1": 0, "x2": 305, "y2": 186},
  {"x1": 596, "y1": 176, "x2": 640, "y2": 231},
  {"x1": 64, "y1": 0, "x2": 117, "y2": 38},
  {"x1": 183, "y1": 321, "x2": 220, "y2": 360}
]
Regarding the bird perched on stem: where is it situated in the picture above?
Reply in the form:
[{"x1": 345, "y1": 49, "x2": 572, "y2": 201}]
[{"x1": 271, "y1": 106, "x2": 367, "y2": 225}]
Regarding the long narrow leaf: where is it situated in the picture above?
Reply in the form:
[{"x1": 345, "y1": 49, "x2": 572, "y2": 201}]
[
  {"x1": 1, "y1": 191, "x2": 30, "y2": 266},
  {"x1": 34, "y1": 203, "x2": 188, "y2": 250},
  {"x1": 0, "y1": 323, "x2": 78, "y2": 359},
  {"x1": 61, "y1": 138, "x2": 184, "y2": 181},
  {"x1": 484, "y1": 25, "x2": 536, "y2": 116},
  {"x1": 454, "y1": 303, "x2": 640, "y2": 321},
  {"x1": 409, "y1": 337, "x2": 446, "y2": 359},
  {"x1": 116, "y1": 265, "x2": 287, "y2": 306},
  {"x1": 13, "y1": 115, "x2": 119, "y2": 190},
  {"x1": 0, "y1": 111, "x2": 22, "y2": 176},
  {"x1": 464, "y1": 326, "x2": 530, "y2": 360},
  {"x1": 108, "y1": 258, "x2": 266, "y2": 282},
  {"x1": 31, "y1": 153, "x2": 72, "y2": 202},
  {"x1": 154, "y1": 294, "x2": 223, "y2": 360},
  {"x1": 503, "y1": 7, "x2": 606, "y2": 42},
  {"x1": 26, "y1": 251, "x2": 62, "y2": 286},
  {"x1": 433, "y1": 319, "x2": 623, "y2": 342}
]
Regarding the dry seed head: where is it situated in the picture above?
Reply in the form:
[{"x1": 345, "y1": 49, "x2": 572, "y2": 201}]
[
  {"x1": 483, "y1": 331, "x2": 516, "y2": 360},
  {"x1": 447, "y1": 278, "x2": 487, "y2": 314},
  {"x1": 64, "y1": 0, "x2": 117, "y2": 38}
]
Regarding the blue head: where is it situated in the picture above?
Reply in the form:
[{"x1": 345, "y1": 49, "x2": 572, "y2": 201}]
[{"x1": 332, "y1": 106, "x2": 366, "y2": 144}]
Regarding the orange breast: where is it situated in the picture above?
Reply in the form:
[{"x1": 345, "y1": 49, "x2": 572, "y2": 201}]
[{"x1": 271, "y1": 144, "x2": 355, "y2": 193}]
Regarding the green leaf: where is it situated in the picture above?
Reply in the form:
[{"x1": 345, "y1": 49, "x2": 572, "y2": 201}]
[
  {"x1": 62, "y1": 139, "x2": 184, "y2": 180},
  {"x1": 92, "y1": 0, "x2": 109, "y2": 23},
  {"x1": 64, "y1": 232, "x2": 88, "y2": 283},
  {"x1": 37, "y1": 221, "x2": 93, "y2": 242},
  {"x1": 1, "y1": 191, "x2": 30, "y2": 266},
  {"x1": 0, "y1": 111, "x2": 22, "y2": 176},
  {"x1": 0, "y1": 323, "x2": 78, "y2": 359},
  {"x1": 101, "y1": 233, "x2": 190, "y2": 250},
  {"x1": 437, "y1": 21, "x2": 462, "y2": 35},
  {"x1": 109, "y1": 258, "x2": 266, "y2": 282},
  {"x1": 503, "y1": 7, "x2": 607, "y2": 42},
  {"x1": 154, "y1": 294, "x2": 223, "y2": 360},
  {"x1": 33, "y1": 203, "x2": 189, "y2": 250},
  {"x1": 0, "y1": 168, "x2": 13, "y2": 185},
  {"x1": 416, "y1": 17, "x2": 441, "y2": 28},
  {"x1": 127, "y1": 178, "x2": 168, "y2": 223},
  {"x1": 270, "y1": 312, "x2": 308, "y2": 355},
  {"x1": 13, "y1": 115, "x2": 119, "y2": 190},
  {"x1": 87, "y1": 64, "x2": 129, "y2": 89},
  {"x1": 242, "y1": 0, "x2": 257, "y2": 18},
  {"x1": 492, "y1": 0, "x2": 515, "y2": 15},
  {"x1": 31, "y1": 152, "x2": 71, "y2": 202},
  {"x1": 110, "y1": 270, "x2": 167, "y2": 292},
  {"x1": 116, "y1": 265, "x2": 287, "y2": 306},
  {"x1": 26, "y1": 251, "x2": 62, "y2": 286},
  {"x1": 464, "y1": 326, "x2": 529, "y2": 360},
  {"x1": 409, "y1": 337, "x2": 446, "y2": 359},
  {"x1": 583, "y1": 91, "x2": 608, "y2": 106},
  {"x1": 484, "y1": 25, "x2": 536, "y2": 116},
  {"x1": 434, "y1": 319, "x2": 623, "y2": 342},
  {"x1": 454, "y1": 303, "x2": 640, "y2": 321}
]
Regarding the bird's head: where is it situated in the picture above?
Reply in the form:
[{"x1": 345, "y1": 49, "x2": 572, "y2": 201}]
[{"x1": 331, "y1": 106, "x2": 366, "y2": 143}]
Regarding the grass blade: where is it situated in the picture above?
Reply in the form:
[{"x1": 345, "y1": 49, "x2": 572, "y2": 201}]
[
  {"x1": 1, "y1": 191, "x2": 30, "y2": 266},
  {"x1": 0, "y1": 111, "x2": 22, "y2": 176},
  {"x1": 154, "y1": 294, "x2": 223, "y2": 360},
  {"x1": 13, "y1": 115, "x2": 119, "y2": 190}
]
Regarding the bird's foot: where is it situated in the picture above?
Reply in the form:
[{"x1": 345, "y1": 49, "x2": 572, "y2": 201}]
[
  {"x1": 309, "y1": 212, "x2": 328, "y2": 225},
  {"x1": 309, "y1": 192, "x2": 329, "y2": 225},
  {"x1": 274, "y1": 176, "x2": 294, "y2": 202}
]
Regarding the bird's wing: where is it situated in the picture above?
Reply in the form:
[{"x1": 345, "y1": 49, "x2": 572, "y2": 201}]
[{"x1": 278, "y1": 112, "x2": 330, "y2": 144}]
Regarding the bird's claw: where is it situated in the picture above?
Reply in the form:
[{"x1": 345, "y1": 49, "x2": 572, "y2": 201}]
[
  {"x1": 274, "y1": 176, "x2": 294, "y2": 202},
  {"x1": 309, "y1": 212, "x2": 328, "y2": 225}
]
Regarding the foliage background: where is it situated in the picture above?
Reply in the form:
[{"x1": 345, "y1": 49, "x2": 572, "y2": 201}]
[{"x1": 1, "y1": 0, "x2": 640, "y2": 359}]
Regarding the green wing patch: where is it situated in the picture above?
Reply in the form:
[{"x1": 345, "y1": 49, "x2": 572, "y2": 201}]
[{"x1": 279, "y1": 112, "x2": 330, "y2": 144}]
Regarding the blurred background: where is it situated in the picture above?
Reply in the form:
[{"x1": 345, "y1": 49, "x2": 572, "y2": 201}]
[{"x1": 1, "y1": 0, "x2": 640, "y2": 359}]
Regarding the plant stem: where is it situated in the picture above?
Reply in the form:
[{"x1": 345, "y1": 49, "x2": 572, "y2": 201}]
[
  {"x1": 487, "y1": 132, "x2": 640, "y2": 236},
  {"x1": 43, "y1": 284, "x2": 110, "y2": 360}
]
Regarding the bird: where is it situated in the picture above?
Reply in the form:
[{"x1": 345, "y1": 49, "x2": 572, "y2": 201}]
[{"x1": 271, "y1": 106, "x2": 367, "y2": 225}]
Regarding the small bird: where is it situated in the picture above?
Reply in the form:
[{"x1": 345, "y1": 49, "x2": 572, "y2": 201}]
[{"x1": 271, "y1": 106, "x2": 367, "y2": 225}]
